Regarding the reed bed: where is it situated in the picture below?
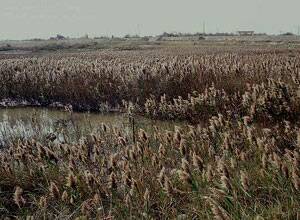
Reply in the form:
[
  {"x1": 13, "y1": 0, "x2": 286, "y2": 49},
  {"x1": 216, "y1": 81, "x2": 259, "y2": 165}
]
[
  {"x1": 0, "y1": 46, "x2": 299, "y2": 219},
  {"x1": 0, "y1": 47, "x2": 299, "y2": 123},
  {"x1": 0, "y1": 114, "x2": 299, "y2": 219}
]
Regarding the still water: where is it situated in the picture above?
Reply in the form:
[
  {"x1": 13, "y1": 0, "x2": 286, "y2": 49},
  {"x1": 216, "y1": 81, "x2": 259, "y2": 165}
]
[{"x1": 0, "y1": 107, "x2": 181, "y2": 146}]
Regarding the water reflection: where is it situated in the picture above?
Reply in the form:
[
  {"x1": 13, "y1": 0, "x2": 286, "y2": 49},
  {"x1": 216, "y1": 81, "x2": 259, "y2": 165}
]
[{"x1": 0, "y1": 107, "x2": 181, "y2": 146}]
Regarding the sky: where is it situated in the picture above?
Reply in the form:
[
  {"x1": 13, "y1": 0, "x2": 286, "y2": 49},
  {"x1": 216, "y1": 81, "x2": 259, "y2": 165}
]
[{"x1": 0, "y1": 0, "x2": 299, "y2": 40}]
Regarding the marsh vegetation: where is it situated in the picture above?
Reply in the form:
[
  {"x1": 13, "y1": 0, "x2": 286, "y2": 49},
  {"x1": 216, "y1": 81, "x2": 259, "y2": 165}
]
[{"x1": 0, "y1": 45, "x2": 299, "y2": 219}]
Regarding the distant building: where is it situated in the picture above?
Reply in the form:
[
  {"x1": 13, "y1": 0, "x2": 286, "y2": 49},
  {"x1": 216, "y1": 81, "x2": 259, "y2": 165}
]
[{"x1": 237, "y1": 31, "x2": 254, "y2": 36}]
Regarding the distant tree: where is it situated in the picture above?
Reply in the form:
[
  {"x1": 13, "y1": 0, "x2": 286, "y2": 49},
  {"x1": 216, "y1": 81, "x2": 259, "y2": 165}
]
[
  {"x1": 56, "y1": 34, "x2": 66, "y2": 40},
  {"x1": 142, "y1": 36, "x2": 150, "y2": 41},
  {"x1": 281, "y1": 32, "x2": 294, "y2": 36}
]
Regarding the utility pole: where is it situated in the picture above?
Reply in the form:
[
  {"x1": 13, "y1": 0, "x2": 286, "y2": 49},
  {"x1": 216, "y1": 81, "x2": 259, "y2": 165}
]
[
  {"x1": 203, "y1": 21, "x2": 206, "y2": 35},
  {"x1": 136, "y1": 24, "x2": 141, "y2": 36}
]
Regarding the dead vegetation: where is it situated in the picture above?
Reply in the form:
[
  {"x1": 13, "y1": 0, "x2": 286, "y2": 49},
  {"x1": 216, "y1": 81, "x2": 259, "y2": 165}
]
[{"x1": 0, "y1": 46, "x2": 299, "y2": 219}]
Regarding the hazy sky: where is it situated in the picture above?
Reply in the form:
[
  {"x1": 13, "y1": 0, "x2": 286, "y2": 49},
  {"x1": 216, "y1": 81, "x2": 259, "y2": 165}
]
[{"x1": 0, "y1": 0, "x2": 299, "y2": 40}]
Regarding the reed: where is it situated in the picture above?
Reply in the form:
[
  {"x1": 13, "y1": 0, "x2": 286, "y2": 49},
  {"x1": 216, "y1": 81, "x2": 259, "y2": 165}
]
[
  {"x1": 0, "y1": 46, "x2": 299, "y2": 219},
  {"x1": 0, "y1": 47, "x2": 299, "y2": 123}
]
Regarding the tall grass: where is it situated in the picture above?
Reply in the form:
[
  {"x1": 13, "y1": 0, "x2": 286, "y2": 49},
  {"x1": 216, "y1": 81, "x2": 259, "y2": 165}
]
[
  {"x1": 0, "y1": 48, "x2": 299, "y2": 123},
  {"x1": 0, "y1": 46, "x2": 299, "y2": 219},
  {"x1": 0, "y1": 115, "x2": 299, "y2": 219}
]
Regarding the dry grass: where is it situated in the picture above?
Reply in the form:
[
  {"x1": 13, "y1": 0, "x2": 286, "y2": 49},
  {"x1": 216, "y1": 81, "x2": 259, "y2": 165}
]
[
  {"x1": 0, "y1": 116, "x2": 299, "y2": 219},
  {"x1": 0, "y1": 45, "x2": 299, "y2": 219},
  {"x1": 0, "y1": 47, "x2": 299, "y2": 123}
]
